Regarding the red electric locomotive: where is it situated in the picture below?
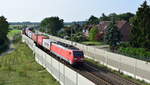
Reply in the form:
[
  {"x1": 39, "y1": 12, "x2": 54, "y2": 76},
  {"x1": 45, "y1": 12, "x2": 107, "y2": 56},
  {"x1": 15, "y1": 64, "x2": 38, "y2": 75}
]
[
  {"x1": 50, "y1": 42, "x2": 84, "y2": 64},
  {"x1": 42, "y1": 38, "x2": 84, "y2": 64}
]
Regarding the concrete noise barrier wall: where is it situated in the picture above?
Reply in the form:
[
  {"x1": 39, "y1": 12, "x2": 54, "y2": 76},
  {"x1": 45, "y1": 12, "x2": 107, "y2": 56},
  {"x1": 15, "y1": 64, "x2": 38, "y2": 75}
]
[
  {"x1": 22, "y1": 35, "x2": 95, "y2": 85},
  {"x1": 38, "y1": 32, "x2": 150, "y2": 83}
]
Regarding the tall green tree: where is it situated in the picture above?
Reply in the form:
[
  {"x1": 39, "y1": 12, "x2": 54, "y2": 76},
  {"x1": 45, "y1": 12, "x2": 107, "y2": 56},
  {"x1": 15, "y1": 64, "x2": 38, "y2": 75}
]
[
  {"x1": 118, "y1": 12, "x2": 134, "y2": 22},
  {"x1": 72, "y1": 32, "x2": 84, "y2": 42},
  {"x1": 89, "y1": 26, "x2": 99, "y2": 41},
  {"x1": 100, "y1": 13, "x2": 110, "y2": 21},
  {"x1": 71, "y1": 22, "x2": 82, "y2": 33},
  {"x1": 99, "y1": 12, "x2": 134, "y2": 22},
  {"x1": 40, "y1": 17, "x2": 64, "y2": 36},
  {"x1": 130, "y1": 1, "x2": 150, "y2": 49},
  {"x1": 105, "y1": 18, "x2": 121, "y2": 51},
  {"x1": 87, "y1": 15, "x2": 99, "y2": 25},
  {"x1": 0, "y1": 16, "x2": 9, "y2": 44},
  {"x1": 109, "y1": 13, "x2": 118, "y2": 19},
  {"x1": 57, "y1": 28, "x2": 68, "y2": 38},
  {"x1": 69, "y1": 22, "x2": 84, "y2": 41}
]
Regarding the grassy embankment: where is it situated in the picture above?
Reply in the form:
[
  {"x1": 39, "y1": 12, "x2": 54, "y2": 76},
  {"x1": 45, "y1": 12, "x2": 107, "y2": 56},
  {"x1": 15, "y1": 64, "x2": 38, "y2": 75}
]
[
  {"x1": 0, "y1": 30, "x2": 60, "y2": 85},
  {"x1": 7, "y1": 30, "x2": 21, "y2": 39},
  {"x1": 85, "y1": 58, "x2": 150, "y2": 85},
  {"x1": 7, "y1": 30, "x2": 21, "y2": 37}
]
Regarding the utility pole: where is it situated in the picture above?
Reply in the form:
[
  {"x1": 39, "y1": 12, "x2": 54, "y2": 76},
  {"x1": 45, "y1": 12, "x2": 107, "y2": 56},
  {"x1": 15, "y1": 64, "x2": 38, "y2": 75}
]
[
  {"x1": 46, "y1": 27, "x2": 48, "y2": 33},
  {"x1": 46, "y1": 25, "x2": 48, "y2": 33},
  {"x1": 71, "y1": 26, "x2": 73, "y2": 45}
]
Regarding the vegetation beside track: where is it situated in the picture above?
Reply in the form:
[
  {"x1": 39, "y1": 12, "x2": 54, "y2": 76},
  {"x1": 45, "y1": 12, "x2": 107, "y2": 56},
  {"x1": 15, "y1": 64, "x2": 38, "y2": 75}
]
[
  {"x1": 85, "y1": 58, "x2": 150, "y2": 85},
  {"x1": 81, "y1": 41, "x2": 105, "y2": 46},
  {"x1": 7, "y1": 30, "x2": 21, "y2": 39}
]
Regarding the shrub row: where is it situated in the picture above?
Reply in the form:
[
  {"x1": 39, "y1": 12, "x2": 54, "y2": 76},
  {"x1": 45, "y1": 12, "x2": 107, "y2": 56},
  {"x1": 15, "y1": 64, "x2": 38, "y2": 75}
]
[{"x1": 118, "y1": 47, "x2": 150, "y2": 62}]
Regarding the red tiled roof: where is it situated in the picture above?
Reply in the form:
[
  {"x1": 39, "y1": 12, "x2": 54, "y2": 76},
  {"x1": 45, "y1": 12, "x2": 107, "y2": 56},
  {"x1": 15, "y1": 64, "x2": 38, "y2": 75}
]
[
  {"x1": 117, "y1": 20, "x2": 127, "y2": 29},
  {"x1": 98, "y1": 20, "x2": 127, "y2": 30}
]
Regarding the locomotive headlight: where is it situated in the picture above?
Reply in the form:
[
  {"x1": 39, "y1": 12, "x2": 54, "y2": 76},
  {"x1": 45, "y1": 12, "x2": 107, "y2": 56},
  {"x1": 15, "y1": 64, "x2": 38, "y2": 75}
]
[{"x1": 74, "y1": 58, "x2": 77, "y2": 60}]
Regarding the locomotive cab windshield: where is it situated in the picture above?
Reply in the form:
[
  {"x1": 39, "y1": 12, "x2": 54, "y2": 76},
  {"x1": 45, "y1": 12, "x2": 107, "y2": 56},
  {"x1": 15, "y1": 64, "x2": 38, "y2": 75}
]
[{"x1": 73, "y1": 51, "x2": 84, "y2": 58}]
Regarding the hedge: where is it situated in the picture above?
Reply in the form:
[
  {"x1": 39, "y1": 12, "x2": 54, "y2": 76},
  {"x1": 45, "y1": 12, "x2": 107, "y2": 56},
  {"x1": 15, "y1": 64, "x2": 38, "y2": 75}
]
[
  {"x1": 118, "y1": 47, "x2": 150, "y2": 62},
  {"x1": 0, "y1": 38, "x2": 9, "y2": 54}
]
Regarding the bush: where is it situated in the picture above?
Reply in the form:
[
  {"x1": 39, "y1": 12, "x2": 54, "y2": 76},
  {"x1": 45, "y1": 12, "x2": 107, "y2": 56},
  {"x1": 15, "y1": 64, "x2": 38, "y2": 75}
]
[
  {"x1": 88, "y1": 26, "x2": 99, "y2": 41},
  {"x1": 0, "y1": 38, "x2": 9, "y2": 54},
  {"x1": 119, "y1": 42, "x2": 131, "y2": 47},
  {"x1": 71, "y1": 32, "x2": 84, "y2": 42},
  {"x1": 118, "y1": 47, "x2": 150, "y2": 62}
]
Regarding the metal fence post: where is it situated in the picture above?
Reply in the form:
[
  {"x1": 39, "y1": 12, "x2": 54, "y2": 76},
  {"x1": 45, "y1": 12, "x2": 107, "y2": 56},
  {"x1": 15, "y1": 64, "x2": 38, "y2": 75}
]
[
  {"x1": 134, "y1": 58, "x2": 137, "y2": 78},
  {"x1": 119, "y1": 54, "x2": 122, "y2": 72},
  {"x1": 64, "y1": 64, "x2": 65, "y2": 85},
  {"x1": 76, "y1": 72, "x2": 78, "y2": 85}
]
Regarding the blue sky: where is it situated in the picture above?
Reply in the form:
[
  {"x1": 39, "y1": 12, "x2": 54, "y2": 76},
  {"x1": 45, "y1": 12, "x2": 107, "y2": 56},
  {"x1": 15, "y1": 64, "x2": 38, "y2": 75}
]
[{"x1": 0, "y1": 0, "x2": 149, "y2": 22}]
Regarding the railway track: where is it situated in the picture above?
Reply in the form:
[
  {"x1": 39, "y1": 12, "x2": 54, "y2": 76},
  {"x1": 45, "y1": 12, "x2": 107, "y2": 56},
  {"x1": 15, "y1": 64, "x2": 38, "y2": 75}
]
[
  {"x1": 83, "y1": 62, "x2": 140, "y2": 85},
  {"x1": 37, "y1": 43, "x2": 140, "y2": 85},
  {"x1": 74, "y1": 64, "x2": 112, "y2": 85}
]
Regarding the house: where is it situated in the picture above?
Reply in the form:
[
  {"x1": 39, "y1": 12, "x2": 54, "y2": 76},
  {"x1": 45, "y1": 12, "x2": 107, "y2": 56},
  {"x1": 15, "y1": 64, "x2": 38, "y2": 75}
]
[
  {"x1": 83, "y1": 25, "x2": 93, "y2": 37},
  {"x1": 83, "y1": 20, "x2": 132, "y2": 42}
]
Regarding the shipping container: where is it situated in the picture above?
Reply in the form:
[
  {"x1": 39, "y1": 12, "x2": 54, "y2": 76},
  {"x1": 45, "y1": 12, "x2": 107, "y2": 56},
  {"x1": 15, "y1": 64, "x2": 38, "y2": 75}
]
[
  {"x1": 37, "y1": 35, "x2": 48, "y2": 45},
  {"x1": 42, "y1": 39, "x2": 55, "y2": 50},
  {"x1": 27, "y1": 30, "x2": 33, "y2": 38},
  {"x1": 32, "y1": 33, "x2": 37, "y2": 41}
]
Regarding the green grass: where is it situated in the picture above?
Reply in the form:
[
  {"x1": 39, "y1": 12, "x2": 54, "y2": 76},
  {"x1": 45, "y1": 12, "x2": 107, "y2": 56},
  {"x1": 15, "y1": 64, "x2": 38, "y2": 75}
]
[
  {"x1": 7, "y1": 30, "x2": 21, "y2": 39},
  {"x1": 0, "y1": 42, "x2": 60, "y2": 85},
  {"x1": 81, "y1": 41, "x2": 105, "y2": 45},
  {"x1": 85, "y1": 58, "x2": 150, "y2": 85},
  {"x1": 9, "y1": 25, "x2": 22, "y2": 28}
]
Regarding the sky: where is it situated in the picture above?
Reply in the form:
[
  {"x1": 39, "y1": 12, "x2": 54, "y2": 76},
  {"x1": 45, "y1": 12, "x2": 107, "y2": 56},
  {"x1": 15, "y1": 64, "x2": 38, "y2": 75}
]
[{"x1": 0, "y1": 0, "x2": 149, "y2": 22}]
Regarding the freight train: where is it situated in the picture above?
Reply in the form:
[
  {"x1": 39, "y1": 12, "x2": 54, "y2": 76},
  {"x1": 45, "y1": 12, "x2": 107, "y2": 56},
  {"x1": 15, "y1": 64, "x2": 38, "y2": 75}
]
[{"x1": 22, "y1": 28, "x2": 84, "y2": 65}]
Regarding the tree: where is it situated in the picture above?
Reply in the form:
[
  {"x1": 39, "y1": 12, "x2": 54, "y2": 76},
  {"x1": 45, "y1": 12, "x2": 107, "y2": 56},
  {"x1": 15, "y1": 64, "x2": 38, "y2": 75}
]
[
  {"x1": 57, "y1": 28, "x2": 67, "y2": 38},
  {"x1": 105, "y1": 18, "x2": 121, "y2": 51},
  {"x1": 99, "y1": 12, "x2": 134, "y2": 22},
  {"x1": 100, "y1": 13, "x2": 110, "y2": 21},
  {"x1": 60, "y1": 22, "x2": 84, "y2": 41},
  {"x1": 118, "y1": 12, "x2": 134, "y2": 22},
  {"x1": 130, "y1": 1, "x2": 150, "y2": 50},
  {"x1": 40, "y1": 17, "x2": 64, "y2": 36},
  {"x1": 88, "y1": 26, "x2": 99, "y2": 41},
  {"x1": 71, "y1": 22, "x2": 82, "y2": 33},
  {"x1": 87, "y1": 15, "x2": 99, "y2": 25},
  {"x1": 72, "y1": 32, "x2": 84, "y2": 42},
  {"x1": 109, "y1": 13, "x2": 118, "y2": 19},
  {"x1": 0, "y1": 16, "x2": 9, "y2": 44}
]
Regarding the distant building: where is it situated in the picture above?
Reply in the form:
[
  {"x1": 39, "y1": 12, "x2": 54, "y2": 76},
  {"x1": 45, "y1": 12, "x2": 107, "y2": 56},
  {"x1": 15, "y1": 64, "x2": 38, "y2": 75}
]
[
  {"x1": 83, "y1": 25, "x2": 93, "y2": 37},
  {"x1": 83, "y1": 20, "x2": 132, "y2": 42}
]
